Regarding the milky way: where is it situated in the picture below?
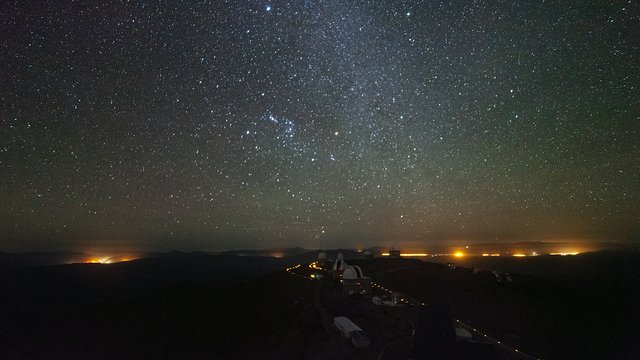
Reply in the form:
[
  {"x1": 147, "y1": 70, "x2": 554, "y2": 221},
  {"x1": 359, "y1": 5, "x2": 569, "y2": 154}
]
[{"x1": 1, "y1": 1, "x2": 638, "y2": 250}]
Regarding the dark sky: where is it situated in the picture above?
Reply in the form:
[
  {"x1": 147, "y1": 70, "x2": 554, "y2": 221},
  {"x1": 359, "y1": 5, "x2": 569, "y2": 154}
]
[{"x1": 1, "y1": 1, "x2": 638, "y2": 251}]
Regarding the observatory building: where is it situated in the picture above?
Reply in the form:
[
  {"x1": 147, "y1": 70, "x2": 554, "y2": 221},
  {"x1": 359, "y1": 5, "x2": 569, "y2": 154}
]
[
  {"x1": 334, "y1": 252, "x2": 346, "y2": 269},
  {"x1": 341, "y1": 264, "x2": 372, "y2": 295},
  {"x1": 318, "y1": 251, "x2": 327, "y2": 266},
  {"x1": 333, "y1": 317, "x2": 371, "y2": 349},
  {"x1": 332, "y1": 252, "x2": 347, "y2": 277}
]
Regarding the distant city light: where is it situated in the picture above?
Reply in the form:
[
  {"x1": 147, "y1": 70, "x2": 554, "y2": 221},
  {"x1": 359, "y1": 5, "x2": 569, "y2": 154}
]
[
  {"x1": 549, "y1": 252, "x2": 580, "y2": 256},
  {"x1": 84, "y1": 256, "x2": 137, "y2": 264},
  {"x1": 381, "y1": 253, "x2": 428, "y2": 257},
  {"x1": 85, "y1": 257, "x2": 112, "y2": 264},
  {"x1": 379, "y1": 250, "x2": 582, "y2": 258}
]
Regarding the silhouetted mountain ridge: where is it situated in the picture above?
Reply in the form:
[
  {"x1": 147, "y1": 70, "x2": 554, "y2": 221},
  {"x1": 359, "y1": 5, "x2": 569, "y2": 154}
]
[{"x1": 0, "y1": 254, "x2": 303, "y2": 305}]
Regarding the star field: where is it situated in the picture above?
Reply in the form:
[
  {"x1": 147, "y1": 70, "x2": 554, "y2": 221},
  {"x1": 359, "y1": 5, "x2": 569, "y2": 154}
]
[{"x1": 1, "y1": 1, "x2": 639, "y2": 251}]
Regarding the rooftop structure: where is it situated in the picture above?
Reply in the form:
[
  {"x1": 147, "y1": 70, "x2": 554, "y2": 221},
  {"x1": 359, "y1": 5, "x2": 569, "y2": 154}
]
[{"x1": 333, "y1": 317, "x2": 371, "y2": 349}]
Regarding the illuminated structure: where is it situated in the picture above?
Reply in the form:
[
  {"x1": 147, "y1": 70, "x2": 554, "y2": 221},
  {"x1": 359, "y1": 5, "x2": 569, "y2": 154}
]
[
  {"x1": 389, "y1": 248, "x2": 401, "y2": 259},
  {"x1": 341, "y1": 265, "x2": 372, "y2": 294}
]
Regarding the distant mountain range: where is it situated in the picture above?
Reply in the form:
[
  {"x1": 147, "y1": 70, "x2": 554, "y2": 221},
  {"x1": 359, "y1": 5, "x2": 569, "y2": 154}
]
[{"x1": 0, "y1": 241, "x2": 634, "y2": 270}]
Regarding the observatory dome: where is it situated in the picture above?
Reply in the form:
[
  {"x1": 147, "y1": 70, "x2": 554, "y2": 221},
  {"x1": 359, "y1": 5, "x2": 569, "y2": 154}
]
[
  {"x1": 343, "y1": 266, "x2": 358, "y2": 280},
  {"x1": 342, "y1": 265, "x2": 364, "y2": 279},
  {"x1": 318, "y1": 252, "x2": 327, "y2": 260}
]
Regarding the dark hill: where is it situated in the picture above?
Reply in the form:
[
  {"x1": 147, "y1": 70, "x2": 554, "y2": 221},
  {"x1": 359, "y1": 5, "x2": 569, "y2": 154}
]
[
  {"x1": 0, "y1": 256, "x2": 320, "y2": 359},
  {"x1": 0, "y1": 254, "x2": 300, "y2": 304}
]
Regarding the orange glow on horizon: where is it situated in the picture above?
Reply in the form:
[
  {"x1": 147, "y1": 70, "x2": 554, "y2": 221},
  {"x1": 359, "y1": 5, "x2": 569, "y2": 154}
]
[
  {"x1": 85, "y1": 257, "x2": 111, "y2": 264},
  {"x1": 381, "y1": 252, "x2": 428, "y2": 257},
  {"x1": 454, "y1": 252, "x2": 465, "y2": 258},
  {"x1": 84, "y1": 256, "x2": 137, "y2": 264}
]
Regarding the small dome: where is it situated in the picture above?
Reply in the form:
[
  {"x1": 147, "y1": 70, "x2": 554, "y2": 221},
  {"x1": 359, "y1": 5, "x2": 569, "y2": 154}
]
[
  {"x1": 318, "y1": 252, "x2": 327, "y2": 259},
  {"x1": 343, "y1": 266, "x2": 358, "y2": 280},
  {"x1": 352, "y1": 265, "x2": 364, "y2": 277},
  {"x1": 363, "y1": 250, "x2": 371, "y2": 256},
  {"x1": 336, "y1": 252, "x2": 344, "y2": 261},
  {"x1": 343, "y1": 265, "x2": 364, "y2": 279}
]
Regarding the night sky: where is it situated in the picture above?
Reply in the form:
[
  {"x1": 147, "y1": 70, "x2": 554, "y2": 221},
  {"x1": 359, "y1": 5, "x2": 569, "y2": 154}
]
[{"x1": 1, "y1": 1, "x2": 638, "y2": 251}]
